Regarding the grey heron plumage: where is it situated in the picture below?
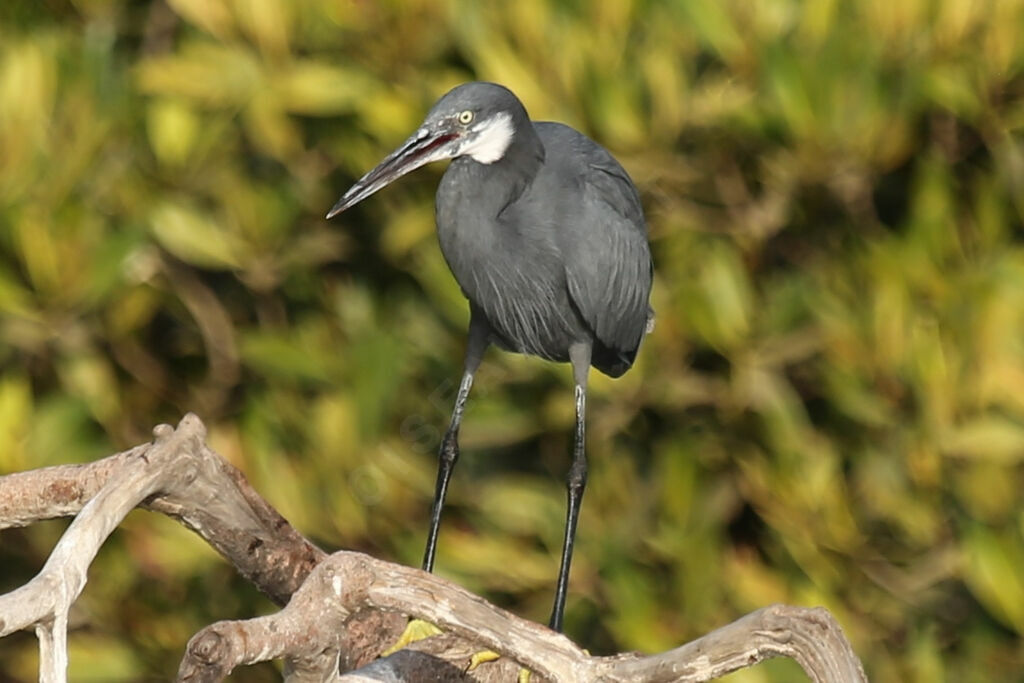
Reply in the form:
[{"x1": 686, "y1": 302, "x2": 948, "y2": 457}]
[{"x1": 327, "y1": 82, "x2": 653, "y2": 632}]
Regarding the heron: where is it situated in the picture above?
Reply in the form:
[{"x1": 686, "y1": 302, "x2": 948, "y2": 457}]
[{"x1": 327, "y1": 82, "x2": 653, "y2": 632}]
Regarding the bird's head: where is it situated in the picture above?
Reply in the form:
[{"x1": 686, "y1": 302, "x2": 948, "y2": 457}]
[{"x1": 327, "y1": 82, "x2": 524, "y2": 219}]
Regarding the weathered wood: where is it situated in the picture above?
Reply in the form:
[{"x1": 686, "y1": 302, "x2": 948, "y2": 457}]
[{"x1": 0, "y1": 414, "x2": 868, "y2": 683}]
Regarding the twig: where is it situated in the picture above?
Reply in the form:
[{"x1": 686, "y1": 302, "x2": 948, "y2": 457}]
[{"x1": 593, "y1": 604, "x2": 866, "y2": 682}]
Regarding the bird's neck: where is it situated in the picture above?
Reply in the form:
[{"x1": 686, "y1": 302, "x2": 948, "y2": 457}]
[
  {"x1": 452, "y1": 120, "x2": 544, "y2": 213},
  {"x1": 497, "y1": 121, "x2": 545, "y2": 188},
  {"x1": 435, "y1": 120, "x2": 545, "y2": 274}
]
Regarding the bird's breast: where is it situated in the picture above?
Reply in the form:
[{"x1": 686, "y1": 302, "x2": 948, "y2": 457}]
[{"x1": 435, "y1": 171, "x2": 586, "y2": 361}]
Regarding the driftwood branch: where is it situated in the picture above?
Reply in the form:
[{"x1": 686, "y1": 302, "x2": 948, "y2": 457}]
[
  {"x1": 0, "y1": 414, "x2": 868, "y2": 682},
  {"x1": 180, "y1": 552, "x2": 865, "y2": 683},
  {"x1": 0, "y1": 414, "x2": 321, "y2": 605}
]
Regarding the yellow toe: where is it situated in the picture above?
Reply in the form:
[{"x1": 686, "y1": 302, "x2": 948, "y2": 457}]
[
  {"x1": 467, "y1": 649, "x2": 501, "y2": 671},
  {"x1": 380, "y1": 618, "x2": 443, "y2": 657}
]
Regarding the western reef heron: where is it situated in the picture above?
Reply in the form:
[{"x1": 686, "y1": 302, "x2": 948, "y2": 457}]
[{"x1": 327, "y1": 81, "x2": 653, "y2": 632}]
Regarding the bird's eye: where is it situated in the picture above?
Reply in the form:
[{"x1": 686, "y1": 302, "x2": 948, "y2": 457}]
[{"x1": 457, "y1": 110, "x2": 474, "y2": 125}]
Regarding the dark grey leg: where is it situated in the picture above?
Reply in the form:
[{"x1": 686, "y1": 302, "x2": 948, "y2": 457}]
[
  {"x1": 550, "y1": 342, "x2": 591, "y2": 632},
  {"x1": 422, "y1": 314, "x2": 489, "y2": 573}
]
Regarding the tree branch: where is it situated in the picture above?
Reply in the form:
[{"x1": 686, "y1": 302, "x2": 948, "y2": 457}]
[
  {"x1": 0, "y1": 418, "x2": 207, "y2": 680},
  {"x1": 178, "y1": 551, "x2": 867, "y2": 682},
  {"x1": 0, "y1": 417, "x2": 322, "y2": 606},
  {"x1": 0, "y1": 415, "x2": 867, "y2": 682}
]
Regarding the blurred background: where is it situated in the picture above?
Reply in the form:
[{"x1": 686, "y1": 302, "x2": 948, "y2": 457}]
[{"x1": 1, "y1": 0, "x2": 1023, "y2": 680}]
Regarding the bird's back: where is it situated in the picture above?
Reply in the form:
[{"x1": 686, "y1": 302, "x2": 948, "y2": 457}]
[{"x1": 531, "y1": 123, "x2": 653, "y2": 377}]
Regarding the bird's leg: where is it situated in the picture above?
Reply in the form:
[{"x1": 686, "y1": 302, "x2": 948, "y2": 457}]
[
  {"x1": 422, "y1": 369, "x2": 474, "y2": 572},
  {"x1": 391, "y1": 366, "x2": 475, "y2": 662},
  {"x1": 422, "y1": 315, "x2": 489, "y2": 573},
  {"x1": 550, "y1": 343, "x2": 592, "y2": 632}
]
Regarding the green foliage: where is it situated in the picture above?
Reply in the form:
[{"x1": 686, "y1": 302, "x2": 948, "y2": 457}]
[{"x1": 2, "y1": 0, "x2": 1024, "y2": 679}]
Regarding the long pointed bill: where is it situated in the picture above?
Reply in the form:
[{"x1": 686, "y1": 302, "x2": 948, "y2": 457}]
[{"x1": 326, "y1": 127, "x2": 461, "y2": 219}]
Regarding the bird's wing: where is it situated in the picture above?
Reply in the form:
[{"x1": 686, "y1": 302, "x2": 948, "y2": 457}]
[{"x1": 560, "y1": 142, "x2": 653, "y2": 362}]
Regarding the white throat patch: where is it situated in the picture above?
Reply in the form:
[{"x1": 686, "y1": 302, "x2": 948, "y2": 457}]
[{"x1": 461, "y1": 112, "x2": 514, "y2": 164}]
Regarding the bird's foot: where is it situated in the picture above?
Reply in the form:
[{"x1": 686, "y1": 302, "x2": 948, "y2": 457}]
[
  {"x1": 467, "y1": 650, "x2": 532, "y2": 681},
  {"x1": 380, "y1": 618, "x2": 443, "y2": 657},
  {"x1": 466, "y1": 650, "x2": 500, "y2": 670},
  {"x1": 381, "y1": 618, "x2": 533, "y2": 680}
]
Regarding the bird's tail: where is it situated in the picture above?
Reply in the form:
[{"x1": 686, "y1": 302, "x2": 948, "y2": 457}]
[{"x1": 593, "y1": 307, "x2": 654, "y2": 378}]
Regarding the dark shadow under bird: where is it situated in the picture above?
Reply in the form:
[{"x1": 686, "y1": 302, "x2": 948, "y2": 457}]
[{"x1": 327, "y1": 81, "x2": 653, "y2": 632}]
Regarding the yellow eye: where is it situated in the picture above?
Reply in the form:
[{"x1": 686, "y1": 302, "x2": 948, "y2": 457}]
[{"x1": 457, "y1": 110, "x2": 474, "y2": 125}]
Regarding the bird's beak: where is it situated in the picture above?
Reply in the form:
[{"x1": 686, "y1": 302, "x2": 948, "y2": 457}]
[{"x1": 326, "y1": 125, "x2": 461, "y2": 219}]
